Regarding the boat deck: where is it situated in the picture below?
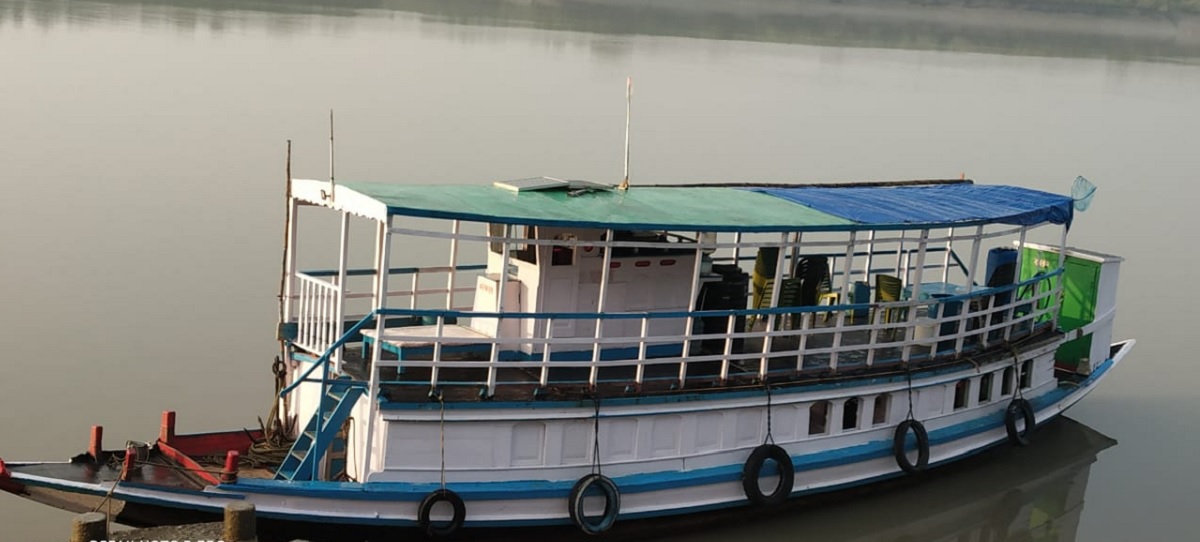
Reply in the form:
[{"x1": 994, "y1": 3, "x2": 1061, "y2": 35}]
[{"x1": 341, "y1": 317, "x2": 1054, "y2": 403}]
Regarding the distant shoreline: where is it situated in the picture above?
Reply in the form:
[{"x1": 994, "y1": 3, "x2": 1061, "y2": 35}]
[{"x1": 3, "y1": 0, "x2": 1199, "y2": 61}]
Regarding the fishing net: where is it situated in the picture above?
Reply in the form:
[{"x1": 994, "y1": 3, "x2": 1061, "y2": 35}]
[{"x1": 1072, "y1": 176, "x2": 1096, "y2": 211}]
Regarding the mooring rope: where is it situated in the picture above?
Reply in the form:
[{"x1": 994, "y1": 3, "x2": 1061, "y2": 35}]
[
  {"x1": 438, "y1": 390, "x2": 447, "y2": 490},
  {"x1": 905, "y1": 366, "x2": 916, "y2": 421},
  {"x1": 591, "y1": 392, "x2": 603, "y2": 476},
  {"x1": 763, "y1": 382, "x2": 775, "y2": 445}
]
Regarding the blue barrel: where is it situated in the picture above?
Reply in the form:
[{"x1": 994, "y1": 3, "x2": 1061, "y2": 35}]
[{"x1": 985, "y1": 248, "x2": 1017, "y2": 288}]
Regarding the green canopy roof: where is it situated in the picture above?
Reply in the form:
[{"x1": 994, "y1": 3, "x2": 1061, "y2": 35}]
[
  {"x1": 341, "y1": 182, "x2": 855, "y2": 232},
  {"x1": 326, "y1": 180, "x2": 1072, "y2": 232}
]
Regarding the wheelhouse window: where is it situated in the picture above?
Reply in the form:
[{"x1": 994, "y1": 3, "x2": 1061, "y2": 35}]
[{"x1": 488, "y1": 224, "x2": 537, "y2": 263}]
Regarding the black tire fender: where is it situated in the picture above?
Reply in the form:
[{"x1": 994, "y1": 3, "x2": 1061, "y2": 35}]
[
  {"x1": 1005, "y1": 398, "x2": 1036, "y2": 447},
  {"x1": 893, "y1": 419, "x2": 930, "y2": 474},
  {"x1": 417, "y1": 488, "x2": 466, "y2": 537},
  {"x1": 741, "y1": 444, "x2": 795, "y2": 506},
  {"x1": 568, "y1": 473, "x2": 620, "y2": 535}
]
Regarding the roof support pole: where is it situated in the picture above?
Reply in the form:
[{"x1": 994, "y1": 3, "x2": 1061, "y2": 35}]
[
  {"x1": 590, "y1": 229, "x2": 616, "y2": 389},
  {"x1": 1005, "y1": 226, "x2": 1027, "y2": 342},
  {"x1": 862, "y1": 230, "x2": 875, "y2": 280},
  {"x1": 964, "y1": 226, "x2": 983, "y2": 295},
  {"x1": 941, "y1": 227, "x2": 954, "y2": 283},
  {"x1": 1053, "y1": 224, "x2": 1068, "y2": 329},
  {"x1": 361, "y1": 215, "x2": 392, "y2": 480},
  {"x1": 731, "y1": 231, "x2": 743, "y2": 268},
  {"x1": 759, "y1": 232, "x2": 790, "y2": 378},
  {"x1": 446, "y1": 220, "x2": 461, "y2": 311},
  {"x1": 830, "y1": 231, "x2": 857, "y2": 371},
  {"x1": 901, "y1": 229, "x2": 929, "y2": 364},
  {"x1": 678, "y1": 232, "x2": 705, "y2": 387},
  {"x1": 487, "y1": 225, "x2": 513, "y2": 396},
  {"x1": 333, "y1": 211, "x2": 350, "y2": 372}
]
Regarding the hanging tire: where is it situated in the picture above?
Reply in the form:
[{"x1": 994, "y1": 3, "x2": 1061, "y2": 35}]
[
  {"x1": 1005, "y1": 398, "x2": 1036, "y2": 447},
  {"x1": 893, "y1": 419, "x2": 930, "y2": 474},
  {"x1": 417, "y1": 488, "x2": 466, "y2": 537},
  {"x1": 741, "y1": 444, "x2": 795, "y2": 506},
  {"x1": 568, "y1": 473, "x2": 620, "y2": 535}
]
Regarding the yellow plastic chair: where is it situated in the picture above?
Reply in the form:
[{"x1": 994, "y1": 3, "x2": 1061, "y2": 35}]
[
  {"x1": 873, "y1": 275, "x2": 907, "y2": 336},
  {"x1": 816, "y1": 276, "x2": 841, "y2": 323}
]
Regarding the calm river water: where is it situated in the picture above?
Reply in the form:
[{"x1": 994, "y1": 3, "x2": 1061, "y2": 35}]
[{"x1": 1, "y1": 1, "x2": 1198, "y2": 541}]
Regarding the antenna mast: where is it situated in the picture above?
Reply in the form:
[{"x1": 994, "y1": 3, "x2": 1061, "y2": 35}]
[
  {"x1": 327, "y1": 109, "x2": 336, "y2": 201},
  {"x1": 619, "y1": 77, "x2": 632, "y2": 191}
]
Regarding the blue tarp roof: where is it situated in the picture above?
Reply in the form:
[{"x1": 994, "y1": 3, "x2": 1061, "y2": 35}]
[{"x1": 746, "y1": 184, "x2": 1074, "y2": 229}]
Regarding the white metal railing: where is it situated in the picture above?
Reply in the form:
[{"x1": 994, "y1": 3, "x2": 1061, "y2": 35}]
[
  {"x1": 364, "y1": 272, "x2": 1061, "y2": 396},
  {"x1": 294, "y1": 273, "x2": 341, "y2": 355}
]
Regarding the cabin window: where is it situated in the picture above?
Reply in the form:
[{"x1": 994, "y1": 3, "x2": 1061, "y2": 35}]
[
  {"x1": 1001, "y1": 367, "x2": 1015, "y2": 396},
  {"x1": 489, "y1": 224, "x2": 537, "y2": 263},
  {"x1": 978, "y1": 373, "x2": 994, "y2": 404},
  {"x1": 551, "y1": 233, "x2": 575, "y2": 266},
  {"x1": 809, "y1": 401, "x2": 830, "y2": 435},
  {"x1": 953, "y1": 380, "x2": 969, "y2": 410},
  {"x1": 842, "y1": 398, "x2": 862, "y2": 431},
  {"x1": 488, "y1": 223, "x2": 505, "y2": 254},
  {"x1": 872, "y1": 395, "x2": 890, "y2": 426},
  {"x1": 1020, "y1": 360, "x2": 1033, "y2": 389}
]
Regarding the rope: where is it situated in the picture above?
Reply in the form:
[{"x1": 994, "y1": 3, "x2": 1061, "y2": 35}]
[
  {"x1": 1007, "y1": 342, "x2": 1026, "y2": 400},
  {"x1": 439, "y1": 391, "x2": 447, "y2": 490},
  {"x1": 905, "y1": 366, "x2": 915, "y2": 421},
  {"x1": 763, "y1": 382, "x2": 775, "y2": 445},
  {"x1": 591, "y1": 392, "x2": 603, "y2": 476}
]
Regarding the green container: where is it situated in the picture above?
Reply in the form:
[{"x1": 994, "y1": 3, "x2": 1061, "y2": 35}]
[{"x1": 1020, "y1": 246, "x2": 1101, "y2": 370}]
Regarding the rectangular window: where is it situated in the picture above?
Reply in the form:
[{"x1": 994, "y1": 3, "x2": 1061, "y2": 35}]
[
  {"x1": 1020, "y1": 360, "x2": 1034, "y2": 389},
  {"x1": 842, "y1": 398, "x2": 861, "y2": 431},
  {"x1": 953, "y1": 380, "x2": 969, "y2": 410},
  {"x1": 978, "y1": 373, "x2": 994, "y2": 404},
  {"x1": 872, "y1": 395, "x2": 890, "y2": 426},
  {"x1": 809, "y1": 401, "x2": 830, "y2": 435},
  {"x1": 1001, "y1": 367, "x2": 1015, "y2": 396}
]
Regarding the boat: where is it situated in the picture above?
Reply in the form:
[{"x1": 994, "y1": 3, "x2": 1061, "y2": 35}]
[{"x1": 0, "y1": 173, "x2": 1134, "y2": 538}]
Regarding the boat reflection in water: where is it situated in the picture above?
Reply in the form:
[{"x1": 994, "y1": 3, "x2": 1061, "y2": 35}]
[{"x1": 656, "y1": 417, "x2": 1114, "y2": 542}]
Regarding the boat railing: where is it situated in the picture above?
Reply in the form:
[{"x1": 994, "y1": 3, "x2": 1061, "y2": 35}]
[
  {"x1": 349, "y1": 270, "x2": 1062, "y2": 395},
  {"x1": 293, "y1": 273, "x2": 342, "y2": 356},
  {"x1": 294, "y1": 264, "x2": 486, "y2": 316}
]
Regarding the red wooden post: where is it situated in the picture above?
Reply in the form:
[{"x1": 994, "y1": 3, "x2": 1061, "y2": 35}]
[
  {"x1": 120, "y1": 446, "x2": 135, "y2": 482},
  {"x1": 88, "y1": 426, "x2": 103, "y2": 461},
  {"x1": 221, "y1": 450, "x2": 239, "y2": 484},
  {"x1": 159, "y1": 411, "x2": 176, "y2": 444}
]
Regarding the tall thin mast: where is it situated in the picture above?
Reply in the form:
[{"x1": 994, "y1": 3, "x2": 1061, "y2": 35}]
[
  {"x1": 619, "y1": 77, "x2": 632, "y2": 191},
  {"x1": 327, "y1": 109, "x2": 336, "y2": 201}
]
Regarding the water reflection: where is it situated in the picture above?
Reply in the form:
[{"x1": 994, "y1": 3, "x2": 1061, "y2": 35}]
[
  {"x1": 2, "y1": 0, "x2": 1199, "y2": 61},
  {"x1": 650, "y1": 417, "x2": 1115, "y2": 542}
]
